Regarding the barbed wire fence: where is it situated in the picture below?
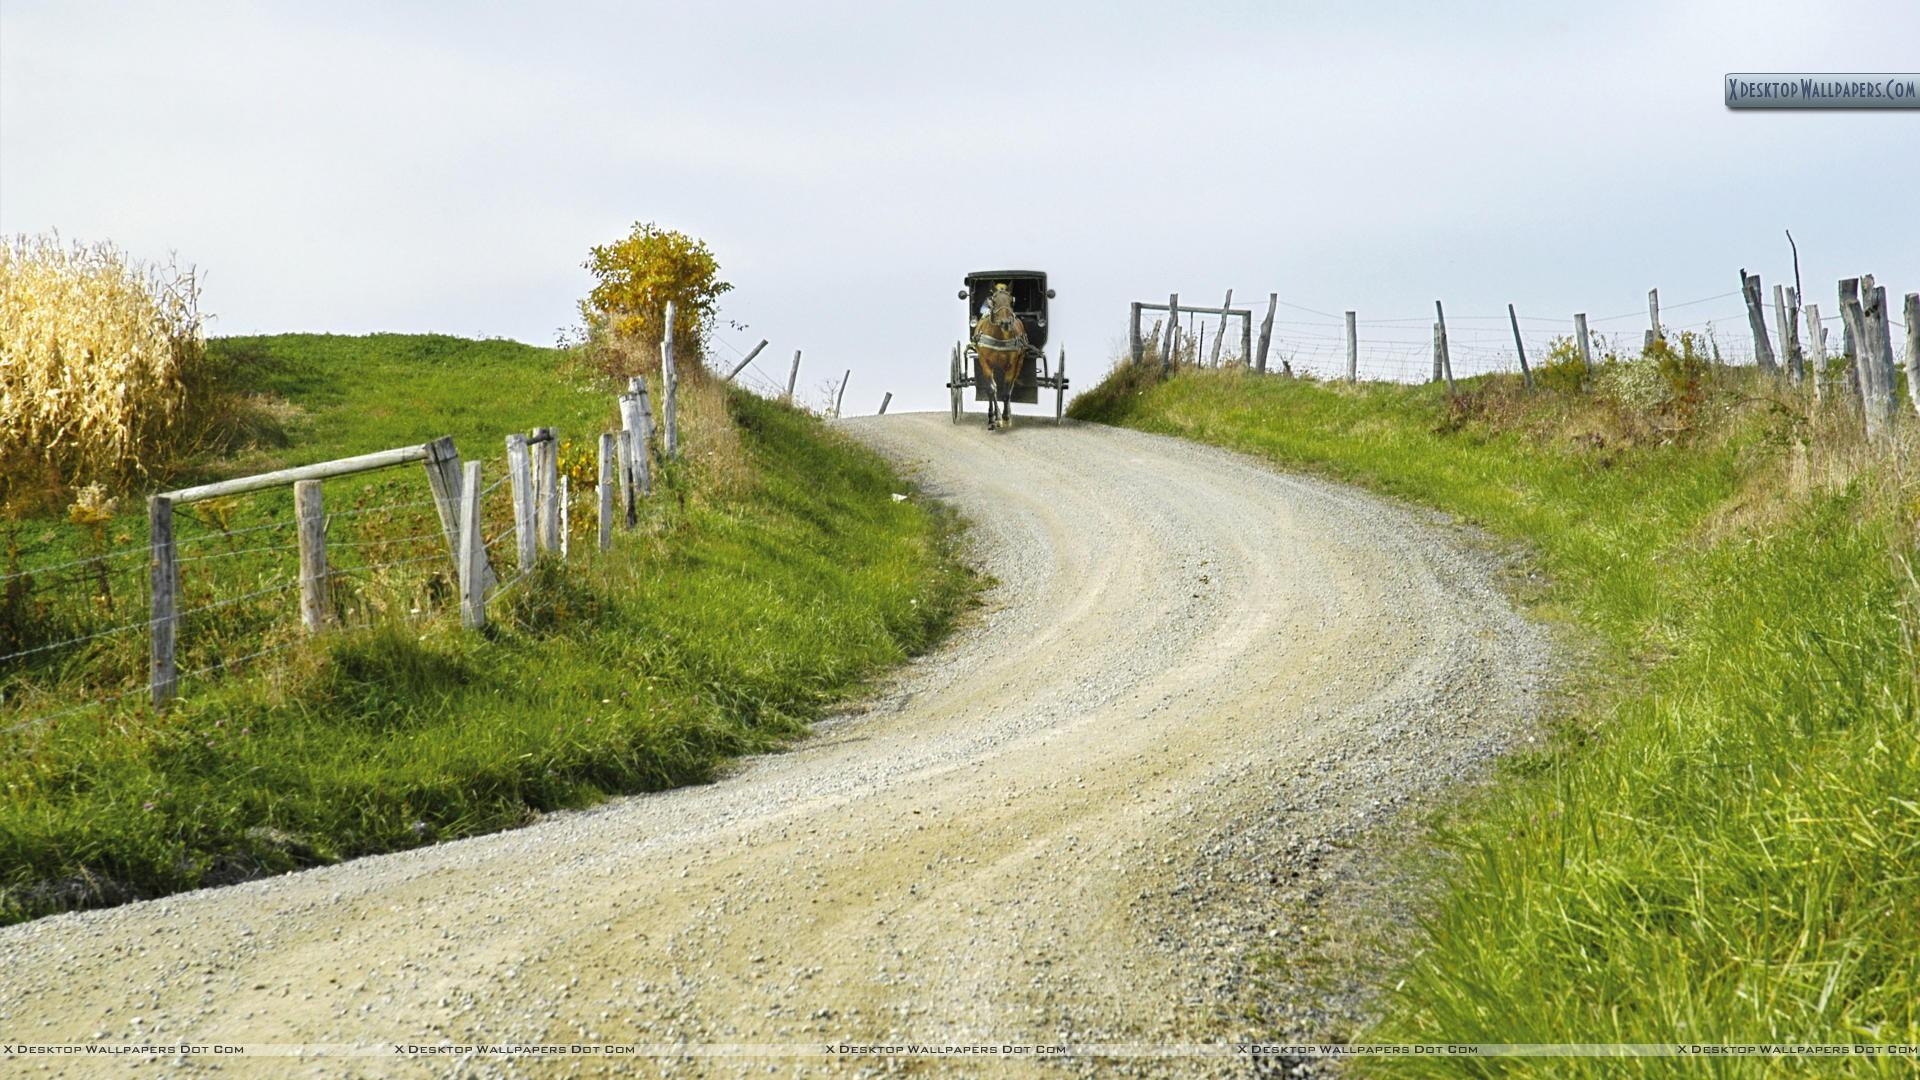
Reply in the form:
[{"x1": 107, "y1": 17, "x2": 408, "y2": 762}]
[
  {"x1": 1128, "y1": 271, "x2": 1914, "y2": 409},
  {"x1": 1, "y1": 311, "x2": 703, "y2": 742}
]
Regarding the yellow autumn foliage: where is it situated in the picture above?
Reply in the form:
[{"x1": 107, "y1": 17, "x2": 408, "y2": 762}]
[{"x1": 0, "y1": 233, "x2": 207, "y2": 504}]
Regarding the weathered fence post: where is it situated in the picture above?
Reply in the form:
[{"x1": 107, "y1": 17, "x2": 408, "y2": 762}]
[
  {"x1": 879, "y1": 392, "x2": 892, "y2": 415},
  {"x1": 596, "y1": 431, "x2": 615, "y2": 551},
  {"x1": 633, "y1": 377, "x2": 656, "y2": 496},
  {"x1": 1196, "y1": 324, "x2": 1206, "y2": 369},
  {"x1": 422, "y1": 435, "x2": 498, "y2": 593},
  {"x1": 1432, "y1": 322, "x2": 1444, "y2": 383},
  {"x1": 834, "y1": 369, "x2": 850, "y2": 418},
  {"x1": 1646, "y1": 288, "x2": 1662, "y2": 350},
  {"x1": 1210, "y1": 290, "x2": 1232, "y2": 366},
  {"x1": 294, "y1": 479, "x2": 330, "y2": 633},
  {"x1": 1256, "y1": 293, "x2": 1276, "y2": 375},
  {"x1": 1129, "y1": 303, "x2": 1144, "y2": 364},
  {"x1": 458, "y1": 461, "x2": 486, "y2": 630},
  {"x1": 1573, "y1": 313, "x2": 1593, "y2": 370},
  {"x1": 1435, "y1": 301, "x2": 1455, "y2": 393},
  {"x1": 1804, "y1": 302, "x2": 1826, "y2": 403},
  {"x1": 614, "y1": 429, "x2": 636, "y2": 529},
  {"x1": 786, "y1": 350, "x2": 802, "y2": 401},
  {"x1": 558, "y1": 475, "x2": 570, "y2": 561},
  {"x1": 1162, "y1": 293, "x2": 1179, "y2": 375},
  {"x1": 661, "y1": 301, "x2": 678, "y2": 460},
  {"x1": 618, "y1": 389, "x2": 647, "y2": 508},
  {"x1": 531, "y1": 427, "x2": 559, "y2": 551},
  {"x1": 1865, "y1": 276, "x2": 1898, "y2": 419},
  {"x1": 1778, "y1": 285, "x2": 1804, "y2": 384},
  {"x1": 724, "y1": 339, "x2": 768, "y2": 382},
  {"x1": 148, "y1": 495, "x2": 178, "y2": 708},
  {"x1": 506, "y1": 432, "x2": 535, "y2": 573},
  {"x1": 1508, "y1": 304, "x2": 1534, "y2": 388},
  {"x1": 1343, "y1": 310, "x2": 1358, "y2": 382},
  {"x1": 1741, "y1": 270, "x2": 1778, "y2": 371},
  {"x1": 1841, "y1": 278, "x2": 1882, "y2": 437},
  {"x1": 1906, "y1": 293, "x2": 1920, "y2": 418}
]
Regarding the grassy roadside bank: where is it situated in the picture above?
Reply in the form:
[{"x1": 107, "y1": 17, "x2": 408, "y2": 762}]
[
  {"x1": 0, "y1": 335, "x2": 975, "y2": 924},
  {"x1": 1071, "y1": 362, "x2": 1918, "y2": 1069}
]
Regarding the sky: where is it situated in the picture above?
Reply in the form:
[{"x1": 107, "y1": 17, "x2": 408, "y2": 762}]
[{"x1": 3, "y1": 0, "x2": 1916, "y2": 412}]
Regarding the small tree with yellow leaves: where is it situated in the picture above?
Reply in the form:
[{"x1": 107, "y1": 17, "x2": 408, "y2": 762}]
[{"x1": 579, "y1": 222, "x2": 731, "y2": 374}]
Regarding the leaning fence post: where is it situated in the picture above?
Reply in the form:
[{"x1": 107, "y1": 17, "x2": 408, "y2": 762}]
[
  {"x1": 786, "y1": 349, "x2": 802, "y2": 401},
  {"x1": 1741, "y1": 269, "x2": 1778, "y2": 371},
  {"x1": 1255, "y1": 293, "x2": 1276, "y2": 375},
  {"x1": 834, "y1": 369, "x2": 850, "y2": 418},
  {"x1": 1573, "y1": 313, "x2": 1593, "y2": 371},
  {"x1": 148, "y1": 495, "x2": 178, "y2": 709},
  {"x1": 879, "y1": 391, "x2": 892, "y2": 415},
  {"x1": 506, "y1": 432, "x2": 535, "y2": 573},
  {"x1": 294, "y1": 479, "x2": 330, "y2": 633},
  {"x1": 1162, "y1": 293, "x2": 1179, "y2": 375},
  {"x1": 596, "y1": 431, "x2": 615, "y2": 551},
  {"x1": 1129, "y1": 303, "x2": 1144, "y2": 364},
  {"x1": 1435, "y1": 300, "x2": 1455, "y2": 393},
  {"x1": 661, "y1": 301, "x2": 679, "y2": 459},
  {"x1": 1508, "y1": 304, "x2": 1534, "y2": 388},
  {"x1": 458, "y1": 461, "x2": 486, "y2": 629},
  {"x1": 724, "y1": 339, "x2": 768, "y2": 382},
  {"x1": 1210, "y1": 290, "x2": 1232, "y2": 366}
]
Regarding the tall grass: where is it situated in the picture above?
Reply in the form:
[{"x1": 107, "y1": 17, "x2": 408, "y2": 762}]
[{"x1": 1070, "y1": 358, "x2": 1920, "y2": 1070}]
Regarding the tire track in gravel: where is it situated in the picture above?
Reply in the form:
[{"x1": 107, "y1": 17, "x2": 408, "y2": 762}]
[{"x1": 0, "y1": 413, "x2": 1549, "y2": 1078}]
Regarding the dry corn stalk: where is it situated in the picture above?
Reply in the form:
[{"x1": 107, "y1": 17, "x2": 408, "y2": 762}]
[{"x1": 0, "y1": 233, "x2": 204, "y2": 497}]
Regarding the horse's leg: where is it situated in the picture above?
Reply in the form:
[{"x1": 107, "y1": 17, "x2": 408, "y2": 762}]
[
  {"x1": 1002, "y1": 374, "x2": 1014, "y2": 429},
  {"x1": 985, "y1": 372, "x2": 997, "y2": 430}
]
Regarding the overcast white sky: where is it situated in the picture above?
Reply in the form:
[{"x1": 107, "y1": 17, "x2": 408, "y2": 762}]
[{"x1": 3, "y1": 1, "x2": 1916, "y2": 411}]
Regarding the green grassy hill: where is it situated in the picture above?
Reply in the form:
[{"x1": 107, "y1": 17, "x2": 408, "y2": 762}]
[
  {"x1": 1071, "y1": 360, "x2": 1918, "y2": 1069},
  {"x1": 0, "y1": 334, "x2": 974, "y2": 923}
]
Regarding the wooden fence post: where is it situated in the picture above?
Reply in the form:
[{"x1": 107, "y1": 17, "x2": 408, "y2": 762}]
[
  {"x1": 1647, "y1": 288, "x2": 1662, "y2": 349},
  {"x1": 148, "y1": 495, "x2": 178, "y2": 708},
  {"x1": 1574, "y1": 313, "x2": 1592, "y2": 370},
  {"x1": 661, "y1": 301, "x2": 679, "y2": 460},
  {"x1": 458, "y1": 461, "x2": 486, "y2": 629},
  {"x1": 786, "y1": 350, "x2": 802, "y2": 401},
  {"x1": 1162, "y1": 293, "x2": 1179, "y2": 375},
  {"x1": 1508, "y1": 304, "x2": 1533, "y2": 388},
  {"x1": 622, "y1": 386, "x2": 652, "y2": 503},
  {"x1": 614, "y1": 429, "x2": 636, "y2": 529},
  {"x1": 1865, "y1": 277, "x2": 1898, "y2": 419},
  {"x1": 724, "y1": 339, "x2": 768, "y2": 382},
  {"x1": 506, "y1": 432, "x2": 535, "y2": 572},
  {"x1": 1197, "y1": 324, "x2": 1206, "y2": 369},
  {"x1": 1129, "y1": 303, "x2": 1144, "y2": 364},
  {"x1": 1903, "y1": 292, "x2": 1920, "y2": 418},
  {"x1": 1804, "y1": 302, "x2": 1826, "y2": 403},
  {"x1": 1434, "y1": 301, "x2": 1455, "y2": 393},
  {"x1": 1210, "y1": 290, "x2": 1232, "y2": 366},
  {"x1": 1841, "y1": 278, "x2": 1880, "y2": 436},
  {"x1": 558, "y1": 475, "x2": 570, "y2": 561},
  {"x1": 1779, "y1": 285, "x2": 1804, "y2": 384},
  {"x1": 531, "y1": 427, "x2": 559, "y2": 551},
  {"x1": 1344, "y1": 311, "x2": 1358, "y2": 382},
  {"x1": 1256, "y1": 293, "x2": 1276, "y2": 374},
  {"x1": 596, "y1": 431, "x2": 615, "y2": 551},
  {"x1": 1741, "y1": 270, "x2": 1778, "y2": 371},
  {"x1": 879, "y1": 391, "x2": 892, "y2": 415},
  {"x1": 294, "y1": 479, "x2": 329, "y2": 633},
  {"x1": 834, "y1": 369, "x2": 850, "y2": 418}
]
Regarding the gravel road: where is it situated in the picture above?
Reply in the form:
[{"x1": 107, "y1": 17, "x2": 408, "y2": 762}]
[{"x1": 0, "y1": 413, "x2": 1549, "y2": 1078}]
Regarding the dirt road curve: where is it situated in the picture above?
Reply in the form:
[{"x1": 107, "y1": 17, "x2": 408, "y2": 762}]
[{"x1": 0, "y1": 413, "x2": 1547, "y2": 1078}]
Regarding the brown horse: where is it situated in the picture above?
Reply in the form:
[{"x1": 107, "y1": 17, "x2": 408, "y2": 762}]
[{"x1": 973, "y1": 284, "x2": 1028, "y2": 430}]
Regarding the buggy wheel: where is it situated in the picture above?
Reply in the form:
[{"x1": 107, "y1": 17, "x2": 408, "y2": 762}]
[{"x1": 949, "y1": 344, "x2": 963, "y2": 423}]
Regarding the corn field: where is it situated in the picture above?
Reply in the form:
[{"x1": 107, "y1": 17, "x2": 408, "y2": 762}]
[{"x1": 0, "y1": 233, "x2": 206, "y2": 504}]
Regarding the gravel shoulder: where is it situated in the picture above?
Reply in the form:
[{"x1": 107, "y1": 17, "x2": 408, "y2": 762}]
[{"x1": 0, "y1": 412, "x2": 1550, "y2": 1077}]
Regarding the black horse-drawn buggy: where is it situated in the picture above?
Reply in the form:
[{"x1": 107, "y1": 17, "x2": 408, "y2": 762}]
[{"x1": 946, "y1": 270, "x2": 1067, "y2": 428}]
